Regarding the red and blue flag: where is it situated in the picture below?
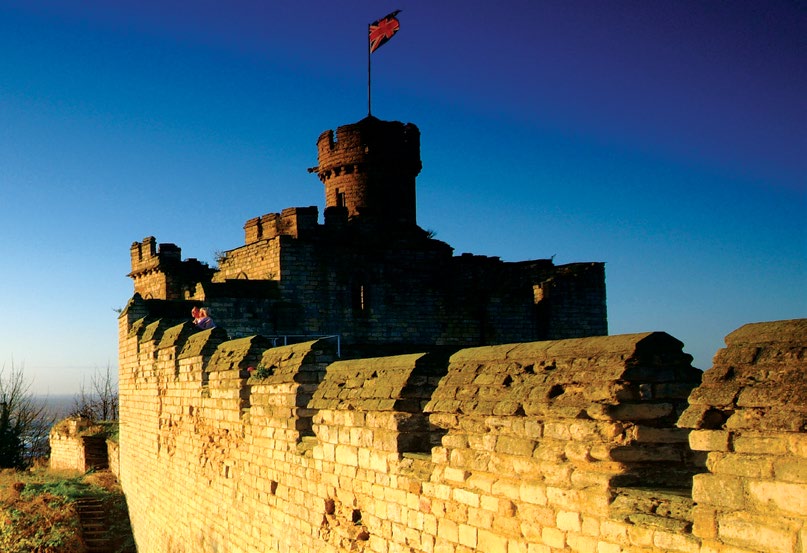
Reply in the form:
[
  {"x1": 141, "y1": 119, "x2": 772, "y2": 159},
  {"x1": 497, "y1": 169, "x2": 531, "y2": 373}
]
[{"x1": 369, "y1": 10, "x2": 401, "y2": 53}]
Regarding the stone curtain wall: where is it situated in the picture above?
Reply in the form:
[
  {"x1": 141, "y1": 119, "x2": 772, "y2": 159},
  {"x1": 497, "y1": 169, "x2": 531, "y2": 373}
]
[
  {"x1": 534, "y1": 262, "x2": 608, "y2": 340},
  {"x1": 49, "y1": 417, "x2": 111, "y2": 473},
  {"x1": 679, "y1": 319, "x2": 807, "y2": 553},
  {"x1": 213, "y1": 233, "x2": 283, "y2": 282},
  {"x1": 423, "y1": 333, "x2": 703, "y2": 553},
  {"x1": 49, "y1": 419, "x2": 89, "y2": 472},
  {"x1": 117, "y1": 313, "x2": 806, "y2": 553}
]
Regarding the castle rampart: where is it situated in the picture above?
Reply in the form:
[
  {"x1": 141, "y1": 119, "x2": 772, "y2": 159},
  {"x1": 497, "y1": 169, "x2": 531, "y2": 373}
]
[
  {"x1": 128, "y1": 116, "x2": 608, "y2": 349},
  {"x1": 116, "y1": 296, "x2": 807, "y2": 552},
  {"x1": 678, "y1": 319, "x2": 807, "y2": 553},
  {"x1": 243, "y1": 206, "x2": 320, "y2": 245},
  {"x1": 115, "y1": 114, "x2": 803, "y2": 551}
]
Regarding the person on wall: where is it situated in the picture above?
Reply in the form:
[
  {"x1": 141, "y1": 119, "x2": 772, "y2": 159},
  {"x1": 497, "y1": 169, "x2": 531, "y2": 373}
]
[{"x1": 193, "y1": 306, "x2": 216, "y2": 330}]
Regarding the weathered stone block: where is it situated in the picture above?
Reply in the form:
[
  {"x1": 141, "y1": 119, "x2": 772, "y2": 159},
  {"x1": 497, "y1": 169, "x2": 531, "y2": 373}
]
[
  {"x1": 747, "y1": 479, "x2": 807, "y2": 515},
  {"x1": 653, "y1": 530, "x2": 700, "y2": 553},
  {"x1": 335, "y1": 444, "x2": 359, "y2": 466},
  {"x1": 626, "y1": 523, "x2": 654, "y2": 547},
  {"x1": 689, "y1": 429, "x2": 731, "y2": 452},
  {"x1": 453, "y1": 488, "x2": 480, "y2": 508},
  {"x1": 475, "y1": 528, "x2": 508, "y2": 553},
  {"x1": 692, "y1": 474, "x2": 745, "y2": 509},
  {"x1": 596, "y1": 541, "x2": 621, "y2": 553},
  {"x1": 691, "y1": 505, "x2": 718, "y2": 539},
  {"x1": 733, "y1": 434, "x2": 789, "y2": 455},
  {"x1": 542, "y1": 527, "x2": 566, "y2": 549},
  {"x1": 598, "y1": 519, "x2": 630, "y2": 545},
  {"x1": 458, "y1": 524, "x2": 477, "y2": 549},
  {"x1": 467, "y1": 473, "x2": 496, "y2": 493},
  {"x1": 467, "y1": 506, "x2": 494, "y2": 529},
  {"x1": 492, "y1": 515, "x2": 521, "y2": 537},
  {"x1": 491, "y1": 478, "x2": 520, "y2": 500},
  {"x1": 546, "y1": 486, "x2": 582, "y2": 512},
  {"x1": 774, "y1": 458, "x2": 807, "y2": 483},
  {"x1": 556, "y1": 510, "x2": 581, "y2": 532},
  {"x1": 565, "y1": 441, "x2": 593, "y2": 462},
  {"x1": 788, "y1": 434, "x2": 807, "y2": 458},
  {"x1": 495, "y1": 435, "x2": 537, "y2": 457},
  {"x1": 718, "y1": 512, "x2": 797, "y2": 553},
  {"x1": 707, "y1": 452, "x2": 774, "y2": 478},
  {"x1": 566, "y1": 533, "x2": 598, "y2": 553},
  {"x1": 437, "y1": 518, "x2": 459, "y2": 543},
  {"x1": 443, "y1": 467, "x2": 470, "y2": 483}
]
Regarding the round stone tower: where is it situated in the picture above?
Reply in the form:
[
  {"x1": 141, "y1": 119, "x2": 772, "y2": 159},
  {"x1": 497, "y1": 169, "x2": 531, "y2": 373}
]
[{"x1": 313, "y1": 116, "x2": 422, "y2": 228}]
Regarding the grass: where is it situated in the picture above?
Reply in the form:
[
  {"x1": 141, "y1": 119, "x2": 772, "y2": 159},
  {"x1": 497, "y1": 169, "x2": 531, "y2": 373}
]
[{"x1": 0, "y1": 466, "x2": 135, "y2": 553}]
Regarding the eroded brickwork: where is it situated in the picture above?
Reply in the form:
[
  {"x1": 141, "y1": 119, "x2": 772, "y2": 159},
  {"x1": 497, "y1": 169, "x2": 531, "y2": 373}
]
[
  {"x1": 679, "y1": 319, "x2": 807, "y2": 553},
  {"x1": 116, "y1": 295, "x2": 806, "y2": 553}
]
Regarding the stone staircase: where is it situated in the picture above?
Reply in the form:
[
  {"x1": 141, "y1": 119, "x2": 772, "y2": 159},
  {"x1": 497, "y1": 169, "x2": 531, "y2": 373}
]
[{"x1": 75, "y1": 497, "x2": 111, "y2": 553}]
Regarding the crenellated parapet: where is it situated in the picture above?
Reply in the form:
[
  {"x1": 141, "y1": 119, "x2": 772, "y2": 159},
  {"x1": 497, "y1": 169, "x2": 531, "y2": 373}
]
[
  {"x1": 423, "y1": 332, "x2": 706, "y2": 549},
  {"x1": 117, "y1": 315, "x2": 807, "y2": 553},
  {"x1": 310, "y1": 352, "x2": 449, "y2": 460},
  {"x1": 311, "y1": 116, "x2": 421, "y2": 227},
  {"x1": 128, "y1": 236, "x2": 214, "y2": 300},
  {"x1": 243, "y1": 206, "x2": 319, "y2": 245},
  {"x1": 532, "y1": 261, "x2": 608, "y2": 338},
  {"x1": 247, "y1": 340, "x2": 334, "y2": 456}
]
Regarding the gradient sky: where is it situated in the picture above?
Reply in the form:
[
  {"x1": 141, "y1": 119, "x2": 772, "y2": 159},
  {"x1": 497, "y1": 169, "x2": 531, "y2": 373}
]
[{"x1": 1, "y1": 1, "x2": 804, "y2": 395}]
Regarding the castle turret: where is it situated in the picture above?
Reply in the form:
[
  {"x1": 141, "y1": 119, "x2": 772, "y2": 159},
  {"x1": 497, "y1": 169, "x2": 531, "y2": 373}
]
[
  {"x1": 311, "y1": 116, "x2": 421, "y2": 228},
  {"x1": 128, "y1": 237, "x2": 214, "y2": 300}
]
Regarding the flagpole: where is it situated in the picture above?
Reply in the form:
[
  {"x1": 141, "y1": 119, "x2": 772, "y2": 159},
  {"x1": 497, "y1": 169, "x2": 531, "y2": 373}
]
[
  {"x1": 368, "y1": 22, "x2": 372, "y2": 116},
  {"x1": 367, "y1": 10, "x2": 400, "y2": 118}
]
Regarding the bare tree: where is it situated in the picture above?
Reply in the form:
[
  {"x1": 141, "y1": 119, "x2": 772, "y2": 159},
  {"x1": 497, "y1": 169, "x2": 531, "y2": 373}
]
[
  {"x1": 94, "y1": 363, "x2": 119, "y2": 421},
  {"x1": 0, "y1": 362, "x2": 52, "y2": 468},
  {"x1": 70, "y1": 364, "x2": 119, "y2": 422},
  {"x1": 71, "y1": 382, "x2": 96, "y2": 420}
]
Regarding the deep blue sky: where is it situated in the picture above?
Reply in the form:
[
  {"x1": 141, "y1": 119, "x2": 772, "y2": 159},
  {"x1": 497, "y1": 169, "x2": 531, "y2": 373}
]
[{"x1": 1, "y1": 1, "x2": 804, "y2": 394}]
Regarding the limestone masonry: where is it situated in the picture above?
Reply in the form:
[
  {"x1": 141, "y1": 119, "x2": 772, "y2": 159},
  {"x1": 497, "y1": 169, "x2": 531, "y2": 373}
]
[
  {"x1": 115, "y1": 117, "x2": 806, "y2": 552},
  {"x1": 116, "y1": 312, "x2": 807, "y2": 553}
]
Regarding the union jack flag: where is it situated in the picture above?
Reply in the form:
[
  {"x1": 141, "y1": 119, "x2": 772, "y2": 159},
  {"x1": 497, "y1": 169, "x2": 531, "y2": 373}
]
[{"x1": 369, "y1": 10, "x2": 401, "y2": 54}]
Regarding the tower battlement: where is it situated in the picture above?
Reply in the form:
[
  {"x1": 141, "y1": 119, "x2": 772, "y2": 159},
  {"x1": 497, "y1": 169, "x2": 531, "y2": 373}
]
[
  {"x1": 243, "y1": 206, "x2": 319, "y2": 244},
  {"x1": 311, "y1": 116, "x2": 421, "y2": 227},
  {"x1": 128, "y1": 236, "x2": 214, "y2": 300},
  {"x1": 129, "y1": 236, "x2": 177, "y2": 273}
]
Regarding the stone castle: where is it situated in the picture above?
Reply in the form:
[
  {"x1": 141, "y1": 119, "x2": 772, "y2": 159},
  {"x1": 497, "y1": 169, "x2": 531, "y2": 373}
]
[
  {"x1": 128, "y1": 116, "x2": 606, "y2": 351},
  {"x1": 110, "y1": 117, "x2": 806, "y2": 552}
]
